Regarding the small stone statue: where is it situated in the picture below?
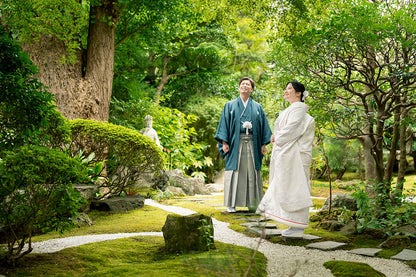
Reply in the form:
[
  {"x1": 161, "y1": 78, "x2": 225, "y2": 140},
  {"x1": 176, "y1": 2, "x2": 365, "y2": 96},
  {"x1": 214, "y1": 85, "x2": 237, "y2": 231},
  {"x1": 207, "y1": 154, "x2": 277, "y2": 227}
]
[{"x1": 140, "y1": 115, "x2": 162, "y2": 148}]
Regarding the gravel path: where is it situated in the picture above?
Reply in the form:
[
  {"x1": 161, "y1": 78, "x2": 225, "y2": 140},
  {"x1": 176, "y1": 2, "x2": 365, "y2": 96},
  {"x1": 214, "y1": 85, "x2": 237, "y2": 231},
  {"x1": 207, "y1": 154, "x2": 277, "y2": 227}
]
[{"x1": 30, "y1": 198, "x2": 415, "y2": 277}]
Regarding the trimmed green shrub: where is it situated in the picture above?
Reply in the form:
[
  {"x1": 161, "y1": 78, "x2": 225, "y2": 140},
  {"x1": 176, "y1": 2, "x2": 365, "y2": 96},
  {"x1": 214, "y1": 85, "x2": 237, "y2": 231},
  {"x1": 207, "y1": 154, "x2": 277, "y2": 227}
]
[
  {"x1": 109, "y1": 98, "x2": 207, "y2": 177},
  {"x1": 69, "y1": 119, "x2": 164, "y2": 198},
  {"x1": 0, "y1": 145, "x2": 89, "y2": 267}
]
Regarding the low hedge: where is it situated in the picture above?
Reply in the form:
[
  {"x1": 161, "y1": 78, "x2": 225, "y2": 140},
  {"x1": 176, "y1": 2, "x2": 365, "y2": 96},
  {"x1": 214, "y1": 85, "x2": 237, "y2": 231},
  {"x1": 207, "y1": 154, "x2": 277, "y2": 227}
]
[{"x1": 69, "y1": 119, "x2": 164, "y2": 198}]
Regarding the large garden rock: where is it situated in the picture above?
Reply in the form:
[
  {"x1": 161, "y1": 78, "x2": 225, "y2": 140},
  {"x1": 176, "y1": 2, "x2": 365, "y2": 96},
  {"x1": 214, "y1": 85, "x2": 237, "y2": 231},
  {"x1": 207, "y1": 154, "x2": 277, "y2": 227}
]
[
  {"x1": 131, "y1": 169, "x2": 212, "y2": 196},
  {"x1": 339, "y1": 221, "x2": 357, "y2": 236},
  {"x1": 73, "y1": 184, "x2": 99, "y2": 212},
  {"x1": 165, "y1": 169, "x2": 211, "y2": 195},
  {"x1": 379, "y1": 235, "x2": 411, "y2": 249},
  {"x1": 165, "y1": 185, "x2": 185, "y2": 195},
  {"x1": 90, "y1": 195, "x2": 145, "y2": 212},
  {"x1": 321, "y1": 193, "x2": 357, "y2": 211},
  {"x1": 162, "y1": 213, "x2": 215, "y2": 253},
  {"x1": 319, "y1": 219, "x2": 345, "y2": 231},
  {"x1": 397, "y1": 225, "x2": 416, "y2": 236}
]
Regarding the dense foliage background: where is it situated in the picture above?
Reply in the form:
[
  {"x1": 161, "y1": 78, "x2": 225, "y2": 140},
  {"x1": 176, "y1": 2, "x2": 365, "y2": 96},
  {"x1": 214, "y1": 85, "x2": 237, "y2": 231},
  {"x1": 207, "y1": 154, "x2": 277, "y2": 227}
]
[{"x1": 1, "y1": 2, "x2": 416, "y2": 265}]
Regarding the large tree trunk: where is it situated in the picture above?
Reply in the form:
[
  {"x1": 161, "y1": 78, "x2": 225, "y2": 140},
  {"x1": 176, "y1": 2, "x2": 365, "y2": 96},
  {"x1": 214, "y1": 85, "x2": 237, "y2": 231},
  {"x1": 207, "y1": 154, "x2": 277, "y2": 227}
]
[
  {"x1": 22, "y1": 36, "x2": 86, "y2": 119},
  {"x1": 83, "y1": 1, "x2": 118, "y2": 121},
  {"x1": 360, "y1": 134, "x2": 377, "y2": 197},
  {"x1": 394, "y1": 98, "x2": 409, "y2": 199},
  {"x1": 360, "y1": 135, "x2": 377, "y2": 182},
  {"x1": 384, "y1": 96, "x2": 401, "y2": 183},
  {"x1": 22, "y1": 1, "x2": 118, "y2": 122}
]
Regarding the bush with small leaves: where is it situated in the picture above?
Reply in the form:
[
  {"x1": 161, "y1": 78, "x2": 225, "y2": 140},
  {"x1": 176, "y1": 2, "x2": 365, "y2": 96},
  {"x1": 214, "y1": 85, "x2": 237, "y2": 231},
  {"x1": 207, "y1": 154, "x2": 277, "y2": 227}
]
[
  {"x1": 0, "y1": 145, "x2": 90, "y2": 267},
  {"x1": 69, "y1": 119, "x2": 164, "y2": 198}
]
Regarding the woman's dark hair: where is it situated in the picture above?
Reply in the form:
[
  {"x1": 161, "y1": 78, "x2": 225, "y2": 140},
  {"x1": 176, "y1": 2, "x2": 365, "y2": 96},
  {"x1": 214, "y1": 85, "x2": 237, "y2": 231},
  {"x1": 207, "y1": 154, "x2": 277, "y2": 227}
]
[
  {"x1": 287, "y1": 81, "x2": 306, "y2": 102},
  {"x1": 240, "y1": 77, "x2": 255, "y2": 89}
]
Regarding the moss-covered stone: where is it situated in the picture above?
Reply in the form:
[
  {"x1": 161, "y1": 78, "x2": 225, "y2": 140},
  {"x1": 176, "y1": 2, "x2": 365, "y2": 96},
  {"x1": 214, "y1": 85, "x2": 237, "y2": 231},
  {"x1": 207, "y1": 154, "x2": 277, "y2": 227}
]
[
  {"x1": 379, "y1": 235, "x2": 411, "y2": 249},
  {"x1": 162, "y1": 213, "x2": 215, "y2": 253}
]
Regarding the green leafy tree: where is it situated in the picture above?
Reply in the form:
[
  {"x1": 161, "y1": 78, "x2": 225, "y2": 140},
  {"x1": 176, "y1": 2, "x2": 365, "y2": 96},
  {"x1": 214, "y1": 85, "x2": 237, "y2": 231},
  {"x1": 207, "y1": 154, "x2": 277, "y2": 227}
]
[
  {"x1": 184, "y1": 95, "x2": 229, "y2": 182},
  {"x1": 1, "y1": 0, "x2": 189, "y2": 120},
  {"x1": 1, "y1": 0, "x2": 271, "y2": 121},
  {"x1": 325, "y1": 138, "x2": 361, "y2": 180},
  {"x1": 268, "y1": 0, "x2": 416, "y2": 204},
  {"x1": 0, "y1": 28, "x2": 55, "y2": 151}
]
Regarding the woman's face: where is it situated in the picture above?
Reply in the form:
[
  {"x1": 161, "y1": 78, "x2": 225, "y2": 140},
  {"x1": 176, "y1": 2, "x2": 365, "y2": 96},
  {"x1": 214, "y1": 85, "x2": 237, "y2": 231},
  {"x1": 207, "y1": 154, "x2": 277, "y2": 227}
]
[{"x1": 284, "y1": 83, "x2": 301, "y2": 104}]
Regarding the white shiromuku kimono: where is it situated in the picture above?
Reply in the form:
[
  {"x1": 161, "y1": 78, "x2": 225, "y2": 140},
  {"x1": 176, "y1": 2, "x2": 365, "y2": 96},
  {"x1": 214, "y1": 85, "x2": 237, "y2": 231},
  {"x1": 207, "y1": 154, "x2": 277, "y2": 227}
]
[{"x1": 257, "y1": 101, "x2": 315, "y2": 229}]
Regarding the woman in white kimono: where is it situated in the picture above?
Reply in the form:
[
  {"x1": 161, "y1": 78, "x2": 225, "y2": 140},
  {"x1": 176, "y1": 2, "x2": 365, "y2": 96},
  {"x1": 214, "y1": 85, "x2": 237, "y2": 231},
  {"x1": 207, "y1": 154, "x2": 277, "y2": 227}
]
[{"x1": 257, "y1": 81, "x2": 315, "y2": 236}]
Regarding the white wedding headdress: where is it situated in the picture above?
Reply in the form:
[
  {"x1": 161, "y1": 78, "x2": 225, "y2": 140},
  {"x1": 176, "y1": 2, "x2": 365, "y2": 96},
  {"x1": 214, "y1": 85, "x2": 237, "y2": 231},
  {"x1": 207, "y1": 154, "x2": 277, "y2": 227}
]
[{"x1": 302, "y1": 91, "x2": 309, "y2": 101}]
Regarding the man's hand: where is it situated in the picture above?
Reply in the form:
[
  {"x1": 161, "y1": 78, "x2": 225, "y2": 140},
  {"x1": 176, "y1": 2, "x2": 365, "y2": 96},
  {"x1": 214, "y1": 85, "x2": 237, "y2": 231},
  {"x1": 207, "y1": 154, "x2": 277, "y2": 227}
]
[
  {"x1": 223, "y1": 141, "x2": 229, "y2": 153},
  {"x1": 261, "y1": 144, "x2": 266, "y2": 155}
]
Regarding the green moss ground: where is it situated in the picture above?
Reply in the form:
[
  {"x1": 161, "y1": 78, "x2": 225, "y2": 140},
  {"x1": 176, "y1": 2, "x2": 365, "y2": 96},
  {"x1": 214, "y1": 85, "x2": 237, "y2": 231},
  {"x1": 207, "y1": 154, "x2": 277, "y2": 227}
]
[
  {"x1": 324, "y1": 260, "x2": 386, "y2": 277},
  {"x1": 32, "y1": 206, "x2": 171, "y2": 242},
  {"x1": 2, "y1": 237, "x2": 266, "y2": 277},
  {"x1": 3, "y1": 172, "x2": 416, "y2": 275}
]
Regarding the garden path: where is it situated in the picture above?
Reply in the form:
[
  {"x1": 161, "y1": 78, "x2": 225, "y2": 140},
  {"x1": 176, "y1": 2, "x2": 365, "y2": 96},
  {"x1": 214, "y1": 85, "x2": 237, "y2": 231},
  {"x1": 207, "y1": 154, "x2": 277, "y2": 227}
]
[{"x1": 30, "y1": 193, "x2": 416, "y2": 277}]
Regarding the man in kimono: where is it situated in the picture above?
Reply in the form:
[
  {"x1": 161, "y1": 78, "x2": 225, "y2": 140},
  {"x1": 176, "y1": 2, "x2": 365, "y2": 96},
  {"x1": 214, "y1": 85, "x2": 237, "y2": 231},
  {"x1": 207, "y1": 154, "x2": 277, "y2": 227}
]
[{"x1": 215, "y1": 77, "x2": 272, "y2": 213}]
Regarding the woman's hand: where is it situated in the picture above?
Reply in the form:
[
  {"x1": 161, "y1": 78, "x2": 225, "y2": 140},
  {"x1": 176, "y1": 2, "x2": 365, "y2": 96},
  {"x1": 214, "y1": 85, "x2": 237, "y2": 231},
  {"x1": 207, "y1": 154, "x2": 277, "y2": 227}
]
[
  {"x1": 222, "y1": 141, "x2": 229, "y2": 153},
  {"x1": 270, "y1": 134, "x2": 275, "y2": 144}
]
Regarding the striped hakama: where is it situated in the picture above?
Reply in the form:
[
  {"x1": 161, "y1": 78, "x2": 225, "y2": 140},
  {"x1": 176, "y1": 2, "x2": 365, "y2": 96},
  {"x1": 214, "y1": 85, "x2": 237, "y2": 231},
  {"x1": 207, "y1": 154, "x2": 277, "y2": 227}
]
[{"x1": 223, "y1": 134, "x2": 264, "y2": 210}]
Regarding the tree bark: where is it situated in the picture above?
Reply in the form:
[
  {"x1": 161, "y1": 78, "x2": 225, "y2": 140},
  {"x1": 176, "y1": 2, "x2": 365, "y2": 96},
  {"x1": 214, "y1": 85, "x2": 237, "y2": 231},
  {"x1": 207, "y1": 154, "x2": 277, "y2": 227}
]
[
  {"x1": 394, "y1": 98, "x2": 409, "y2": 199},
  {"x1": 359, "y1": 134, "x2": 377, "y2": 197},
  {"x1": 83, "y1": 1, "x2": 118, "y2": 121},
  {"x1": 384, "y1": 96, "x2": 401, "y2": 183},
  {"x1": 358, "y1": 145, "x2": 364, "y2": 181},
  {"x1": 22, "y1": 1, "x2": 118, "y2": 122}
]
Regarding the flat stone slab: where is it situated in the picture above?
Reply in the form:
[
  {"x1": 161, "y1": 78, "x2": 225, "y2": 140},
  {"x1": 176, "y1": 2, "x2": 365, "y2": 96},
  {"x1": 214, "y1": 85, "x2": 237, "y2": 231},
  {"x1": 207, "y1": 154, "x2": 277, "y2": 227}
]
[
  {"x1": 349, "y1": 248, "x2": 382, "y2": 257},
  {"x1": 247, "y1": 227, "x2": 282, "y2": 237},
  {"x1": 235, "y1": 217, "x2": 266, "y2": 222},
  {"x1": 306, "y1": 241, "x2": 347, "y2": 250},
  {"x1": 283, "y1": 234, "x2": 321, "y2": 241},
  {"x1": 240, "y1": 222, "x2": 277, "y2": 229},
  {"x1": 175, "y1": 199, "x2": 206, "y2": 203},
  {"x1": 220, "y1": 211, "x2": 257, "y2": 215},
  {"x1": 391, "y1": 249, "x2": 416, "y2": 261}
]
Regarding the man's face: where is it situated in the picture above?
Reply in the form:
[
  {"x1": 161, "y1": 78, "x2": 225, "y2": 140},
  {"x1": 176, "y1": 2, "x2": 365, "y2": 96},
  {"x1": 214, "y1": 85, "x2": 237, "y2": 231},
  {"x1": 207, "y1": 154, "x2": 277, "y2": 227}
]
[{"x1": 239, "y1": 80, "x2": 253, "y2": 97}]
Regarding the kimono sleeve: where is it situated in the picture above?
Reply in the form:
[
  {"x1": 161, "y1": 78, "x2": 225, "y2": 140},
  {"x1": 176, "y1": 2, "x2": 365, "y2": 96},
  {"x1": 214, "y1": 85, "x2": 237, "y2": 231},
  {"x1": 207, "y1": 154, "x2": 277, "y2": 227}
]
[
  {"x1": 274, "y1": 106, "x2": 307, "y2": 147},
  {"x1": 215, "y1": 103, "x2": 230, "y2": 158},
  {"x1": 259, "y1": 107, "x2": 272, "y2": 146}
]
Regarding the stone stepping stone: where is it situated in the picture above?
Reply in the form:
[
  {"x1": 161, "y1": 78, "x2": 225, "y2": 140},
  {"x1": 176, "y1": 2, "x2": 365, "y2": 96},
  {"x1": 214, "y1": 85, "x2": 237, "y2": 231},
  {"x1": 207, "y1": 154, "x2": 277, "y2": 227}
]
[
  {"x1": 306, "y1": 241, "x2": 347, "y2": 250},
  {"x1": 247, "y1": 227, "x2": 282, "y2": 238},
  {"x1": 234, "y1": 217, "x2": 267, "y2": 222},
  {"x1": 220, "y1": 210, "x2": 257, "y2": 215},
  {"x1": 175, "y1": 199, "x2": 206, "y2": 203},
  {"x1": 240, "y1": 222, "x2": 277, "y2": 229},
  {"x1": 283, "y1": 234, "x2": 321, "y2": 241},
  {"x1": 247, "y1": 227, "x2": 321, "y2": 241},
  {"x1": 349, "y1": 248, "x2": 382, "y2": 257},
  {"x1": 391, "y1": 249, "x2": 416, "y2": 261},
  {"x1": 233, "y1": 212, "x2": 257, "y2": 216}
]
